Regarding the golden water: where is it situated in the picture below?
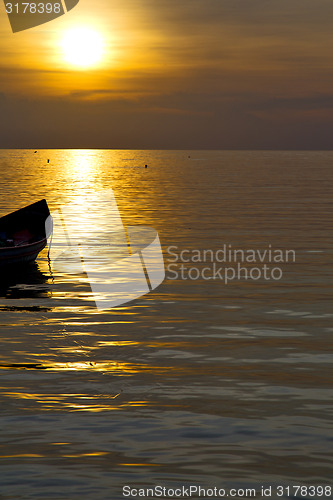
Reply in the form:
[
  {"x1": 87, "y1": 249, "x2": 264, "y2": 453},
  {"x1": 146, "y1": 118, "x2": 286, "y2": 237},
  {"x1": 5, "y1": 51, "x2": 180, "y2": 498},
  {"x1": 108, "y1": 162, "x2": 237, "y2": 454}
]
[{"x1": 0, "y1": 150, "x2": 332, "y2": 499}]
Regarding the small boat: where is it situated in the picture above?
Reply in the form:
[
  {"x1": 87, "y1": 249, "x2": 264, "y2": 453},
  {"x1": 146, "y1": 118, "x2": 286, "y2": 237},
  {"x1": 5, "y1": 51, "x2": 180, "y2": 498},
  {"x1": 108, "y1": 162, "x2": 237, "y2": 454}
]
[{"x1": 0, "y1": 199, "x2": 51, "y2": 267}]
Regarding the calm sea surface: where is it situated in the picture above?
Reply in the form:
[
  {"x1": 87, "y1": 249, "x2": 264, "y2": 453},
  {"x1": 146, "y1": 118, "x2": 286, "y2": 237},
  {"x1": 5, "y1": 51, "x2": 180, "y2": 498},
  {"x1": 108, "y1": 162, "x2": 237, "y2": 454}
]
[{"x1": 0, "y1": 150, "x2": 332, "y2": 499}]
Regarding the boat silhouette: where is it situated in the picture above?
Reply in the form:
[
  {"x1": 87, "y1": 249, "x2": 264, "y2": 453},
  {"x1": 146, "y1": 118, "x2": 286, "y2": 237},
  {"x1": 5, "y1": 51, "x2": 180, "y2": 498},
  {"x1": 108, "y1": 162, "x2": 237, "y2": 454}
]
[{"x1": 0, "y1": 199, "x2": 51, "y2": 267}]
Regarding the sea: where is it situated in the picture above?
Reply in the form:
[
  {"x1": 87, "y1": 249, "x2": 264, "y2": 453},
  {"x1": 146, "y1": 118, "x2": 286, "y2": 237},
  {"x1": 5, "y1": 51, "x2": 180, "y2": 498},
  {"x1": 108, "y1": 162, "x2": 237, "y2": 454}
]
[{"x1": 0, "y1": 150, "x2": 332, "y2": 500}]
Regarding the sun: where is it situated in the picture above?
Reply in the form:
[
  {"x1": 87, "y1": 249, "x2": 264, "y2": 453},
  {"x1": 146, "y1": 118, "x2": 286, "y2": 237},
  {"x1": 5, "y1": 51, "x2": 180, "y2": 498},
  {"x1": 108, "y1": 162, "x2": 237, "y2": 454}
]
[{"x1": 61, "y1": 27, "x2": 104, "y2": 69}]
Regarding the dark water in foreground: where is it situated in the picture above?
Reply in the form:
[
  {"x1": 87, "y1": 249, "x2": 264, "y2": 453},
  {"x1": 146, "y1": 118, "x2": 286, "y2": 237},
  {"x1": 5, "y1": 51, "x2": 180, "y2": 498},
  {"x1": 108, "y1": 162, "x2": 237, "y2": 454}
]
[{"x1": 0, "y1": 150, "x2": 332, "y2": 499}]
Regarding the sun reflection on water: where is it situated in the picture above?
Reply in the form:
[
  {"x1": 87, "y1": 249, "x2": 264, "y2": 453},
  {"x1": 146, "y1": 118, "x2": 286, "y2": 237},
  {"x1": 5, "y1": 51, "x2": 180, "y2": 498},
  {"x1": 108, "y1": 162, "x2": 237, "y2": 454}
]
[
  {"x1": 0, "y1": 360, "x2": 152, "y2": 373},
  {"x1": 1, "y1": 389, "x2": 164, "y2": 412}
]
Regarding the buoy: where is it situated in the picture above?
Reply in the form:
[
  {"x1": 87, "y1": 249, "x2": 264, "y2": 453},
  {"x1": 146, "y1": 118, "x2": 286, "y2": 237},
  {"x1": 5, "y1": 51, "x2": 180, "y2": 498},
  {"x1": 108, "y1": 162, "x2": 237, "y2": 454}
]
[
  {"x1": 145, "y1": 164, "x2": 148, "y2": 168},
  {"x1": 34, "y1": 150, "x2": 37, "y2": 153}
]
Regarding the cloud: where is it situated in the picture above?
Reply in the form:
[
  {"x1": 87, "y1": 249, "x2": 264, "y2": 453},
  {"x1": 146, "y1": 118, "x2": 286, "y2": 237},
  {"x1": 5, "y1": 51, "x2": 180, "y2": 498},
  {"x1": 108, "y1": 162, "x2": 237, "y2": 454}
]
[{"x1": 1, "y1": 89, "x2": 333, "y2": 149}]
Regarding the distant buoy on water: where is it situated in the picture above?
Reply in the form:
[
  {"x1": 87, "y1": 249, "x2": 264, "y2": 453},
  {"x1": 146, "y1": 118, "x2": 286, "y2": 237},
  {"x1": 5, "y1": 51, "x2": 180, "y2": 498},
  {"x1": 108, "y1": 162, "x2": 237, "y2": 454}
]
[
  {"x1": 34, "y1": 150, "x2": 37, "y2": 153},
  {"x1": 145, "y1": 164, "x2": 148, "y2": 168}
]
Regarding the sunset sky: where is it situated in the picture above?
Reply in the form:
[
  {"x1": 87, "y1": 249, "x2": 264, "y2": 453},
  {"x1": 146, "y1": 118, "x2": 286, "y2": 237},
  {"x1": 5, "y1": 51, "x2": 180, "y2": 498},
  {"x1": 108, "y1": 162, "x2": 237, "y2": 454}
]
[{"x1": 1, "y1": 0, "x2": 333, "y2": 148}]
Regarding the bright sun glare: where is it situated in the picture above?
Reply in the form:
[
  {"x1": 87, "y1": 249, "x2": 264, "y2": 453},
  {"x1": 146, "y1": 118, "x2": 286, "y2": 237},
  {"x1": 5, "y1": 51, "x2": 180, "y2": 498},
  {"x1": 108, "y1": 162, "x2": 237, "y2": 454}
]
[{"x1": 62, "y1": 27, "x2": 104, "y2": 69}]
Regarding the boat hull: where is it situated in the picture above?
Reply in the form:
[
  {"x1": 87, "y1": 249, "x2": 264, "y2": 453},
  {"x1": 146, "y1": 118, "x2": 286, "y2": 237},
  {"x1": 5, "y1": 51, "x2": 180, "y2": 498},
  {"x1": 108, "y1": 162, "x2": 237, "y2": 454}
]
[
  {"x1": 0, "y1": 199, "x2": 50, "y2": 268},
  {"x1": 0, "y1": 238, "x2": 47, "y2": 267}
]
